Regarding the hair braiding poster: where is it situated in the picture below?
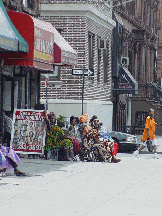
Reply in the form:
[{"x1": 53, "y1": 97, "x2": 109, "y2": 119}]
[{"x1": 11, "y1": 109, "x2": 46, "y2": 154}]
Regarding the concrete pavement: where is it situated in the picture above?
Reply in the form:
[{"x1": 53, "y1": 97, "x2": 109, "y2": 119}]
[{"x1": 0, "y1": 153, "x2": 162, "y2": 216}]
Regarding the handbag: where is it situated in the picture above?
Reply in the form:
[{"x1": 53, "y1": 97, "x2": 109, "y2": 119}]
[{"x1": 146, "y1": 139, "x2": 153, "y2": 152}]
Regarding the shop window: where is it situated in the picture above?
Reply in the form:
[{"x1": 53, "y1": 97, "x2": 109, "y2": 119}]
[
  {"x1": 135, "y1": 111, "x2": 148, "y2": 128},
  {"x1": 3, "y1": 81, "x2": 12, "y2": 112},
  {"x1": 14, "y1": 77, "x2": 26, "y2": 109}
]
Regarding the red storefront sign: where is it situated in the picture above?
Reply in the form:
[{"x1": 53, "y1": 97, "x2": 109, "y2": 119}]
[
  {"x1": 39, "y1": 21, "x2": 78, "y2": 66},
  {"x1": 33, "y1": 21, "x2": 54, "y2": 69},
  {"x1": 0, "y1": 11, "x2": 54, "y2": 71},
  {"x1": 0, "y1": 11, "x2": 77, "y2": 69},
  {"x1": 53, "y1": 27, "x2": 78, "y2": 66}
]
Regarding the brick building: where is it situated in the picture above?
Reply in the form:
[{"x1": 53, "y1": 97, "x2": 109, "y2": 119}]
[
  {"x1": 0, "y1": 0, "x2": 40, "y2": 138},
  {"x1": 0, "y1": 0, "x2": 77, "y2": 140},
  {"x1": 39, "y1": 0, "x2": 115, "y2": 130},
  {"x1": 112, "y1": 0, "x2": 162, "y2": 135},
  {"x1": 157, "y1": 0, "x2": 162, "y2": 83}
]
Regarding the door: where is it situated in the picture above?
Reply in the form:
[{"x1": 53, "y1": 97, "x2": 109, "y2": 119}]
[
  {"x1": 116, "y1": 100, "x2": 126, "y2": 132},
  {"x1": 14, "y1": 76, "x2": 26, "y2": 109}
]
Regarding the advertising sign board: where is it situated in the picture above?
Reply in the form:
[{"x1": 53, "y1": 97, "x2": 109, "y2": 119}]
[{"x1": 11, "y1": 109, "x2": 46, "y2": 154}]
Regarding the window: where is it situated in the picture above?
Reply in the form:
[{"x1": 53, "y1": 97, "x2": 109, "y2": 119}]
[
  {"x1": 97, "y1": 37, "x2": 101, "y2": 82},
  {"x1": 88, "y1": 33, "x2": 94, "y2": 70},
  {"x1": 15, "y1": 77, "x2": 26, "y2": 109},
  {"x1": 135, "y1": 111, "x2": 148, "y2": 128},
  {"x1": 23, "y1": 0, "x2": 28, "y2": 7},
  {"x1": 3, "y1": 81, "x2": 12, "y2": 111},
  {"x1": 27, "y1": 0, "x2": 34, "y2": 10},
  {"x1": 103, "y1": 48, "x2": 108, "y2": 83}
]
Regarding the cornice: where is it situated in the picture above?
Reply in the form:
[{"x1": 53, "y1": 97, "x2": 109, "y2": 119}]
[{"x1": 39, "y1": 3, "x2": 116, "y2": 30}]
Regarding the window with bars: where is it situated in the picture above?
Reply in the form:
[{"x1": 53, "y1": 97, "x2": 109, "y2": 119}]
[{"x1": 135, "y1": 111, "x2": 148, "y2": 128}]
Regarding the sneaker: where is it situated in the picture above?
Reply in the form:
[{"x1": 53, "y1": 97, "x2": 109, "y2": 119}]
[
  {"x1": 153, "y1": 153, "x2": 160, "y2": 159},
  {"x1": 133, "y1": 150, "x2": 139, "y2": 157}
]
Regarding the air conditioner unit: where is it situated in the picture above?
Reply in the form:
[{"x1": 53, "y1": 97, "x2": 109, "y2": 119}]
[{"x1": 121, "y1": 57, "x2": 129, "y2": 66}]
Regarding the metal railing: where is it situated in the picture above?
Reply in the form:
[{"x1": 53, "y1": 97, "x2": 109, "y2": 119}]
[{"x1": 149, "y1": 82, "x2": 162, "y2": 103}]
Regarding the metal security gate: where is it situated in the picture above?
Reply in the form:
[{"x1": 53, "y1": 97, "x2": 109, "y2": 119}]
[{"x1": 116, "y1": 101, "x2": 126, "y2": 132}]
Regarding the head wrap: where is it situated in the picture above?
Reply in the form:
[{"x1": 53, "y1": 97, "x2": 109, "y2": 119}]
[
  {"x1": 79, "y1": 114, "x2": 88, "y2": 124},
  {"x1": 57, "y1": 115, "x2": 65, "y2": 128}
]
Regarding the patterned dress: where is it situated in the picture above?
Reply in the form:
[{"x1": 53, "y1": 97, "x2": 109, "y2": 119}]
[
  {"x1": 0, "y1": 146, "x2": 20, "y2": 173},
  {"x1": 68, "y1": 126, "x2": 82, "y2": 156},
  {"x1": 83, "y1": 127, "x2": 113, "y2": 162}
]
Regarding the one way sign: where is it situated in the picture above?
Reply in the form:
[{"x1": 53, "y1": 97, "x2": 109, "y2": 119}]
[{"x1": 72, "y1": 68, "x2": 94, "y2": 76}]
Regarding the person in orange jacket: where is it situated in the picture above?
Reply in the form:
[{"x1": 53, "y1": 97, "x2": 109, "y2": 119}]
[{"x1": 133, "y1": 108, "x2": 160, "y2": 159}]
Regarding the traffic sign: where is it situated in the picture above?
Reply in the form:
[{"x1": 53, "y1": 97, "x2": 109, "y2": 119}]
[{"x1": 72, "y1": 68, "x2": 94, "y2": 76}]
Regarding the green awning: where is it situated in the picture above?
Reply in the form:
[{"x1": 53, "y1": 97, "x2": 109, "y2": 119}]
[{"x1": 0, "y1": 0, "x2": 29, "y2": 52}]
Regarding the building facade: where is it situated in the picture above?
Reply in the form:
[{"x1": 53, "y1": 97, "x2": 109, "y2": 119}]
[
  {"x1": 157, "y1": 0, "x2": 162, "y2": 83},
  {"x1": 0, "y1": 0, "x2": 40, "y2": 139},
  {"x1": 0, "y1": 0, "x2": 77, "y2": 141},
  {"x1": 39, "y1": 0, "x2": 115, "y2": 130},
  {"x1": 112, "y1": 0, "x2": 162, "y2": 135}
]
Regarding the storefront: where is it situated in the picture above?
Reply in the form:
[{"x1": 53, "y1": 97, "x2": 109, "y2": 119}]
[
  {"x1": 0, "y1": 8, "x2": 77, "y2": 140},
  {"x1": 0, "y1": 0, "x2": 29, "y2": 138},
  {"x1": 0, "y1": 10, "x2": 55, "y2": 116}
]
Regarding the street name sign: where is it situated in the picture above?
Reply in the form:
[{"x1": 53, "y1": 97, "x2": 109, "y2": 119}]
[{"x1": 72, "y1": 68, "x2": 94, "y2": 76}]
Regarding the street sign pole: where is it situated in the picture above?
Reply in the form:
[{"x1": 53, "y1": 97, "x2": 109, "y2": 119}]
[
  {"x1": 46, "y1": 86, "x2": 48, "y2": 110},
  {"x1": 82, "y1": 69, "x2": 84, "y2": 115},
  {"x1": 45, "y1": 75, "x2": 49, "y2": 110},
  {"x1": 72, "y1": 68, "x2": 94, "y2": 115}
]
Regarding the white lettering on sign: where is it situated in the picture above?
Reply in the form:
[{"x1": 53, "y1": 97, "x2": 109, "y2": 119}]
[
  {"x1": 15, "y1": 111, "x2": 44, "y2": 121},
  {"x1": 35, "y1": 29, "x2": 43, "y2": 38},
  {"x1": 34, "y1": 27, "x2": 53, "y2": 57},
  {"x1": 35, "y1": 38, "x2": 53, "y2": 55}
]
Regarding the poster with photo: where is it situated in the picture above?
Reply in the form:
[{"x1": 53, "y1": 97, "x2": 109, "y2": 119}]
[{"x1": 11, "y1": 109, "x2": 46, "y2": 154}]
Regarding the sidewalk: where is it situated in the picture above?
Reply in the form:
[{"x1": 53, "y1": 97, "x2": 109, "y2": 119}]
[{"x1": 0, "y1": 153, "x2": 162, "y2": 216}]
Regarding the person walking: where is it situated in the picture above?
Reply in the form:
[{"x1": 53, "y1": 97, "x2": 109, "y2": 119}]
[{"x1": 133, "y1": 108, "x2": 160, "y2": 159}]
